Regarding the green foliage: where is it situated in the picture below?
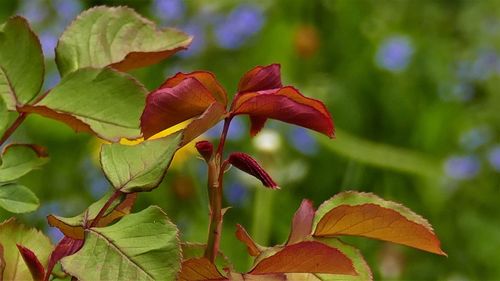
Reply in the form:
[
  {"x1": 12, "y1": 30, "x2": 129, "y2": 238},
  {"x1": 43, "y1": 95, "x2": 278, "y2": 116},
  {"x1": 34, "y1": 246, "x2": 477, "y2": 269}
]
[
  {"x1": 0, "y1": 183, "x2": 39, "y2": 213},
  {"x1": 0, "y1": 218, "x2": 52, "y2": 281},
  {"x1": 0, "y1": 16, "x2": 43, "y2": 109},
  {"x1": 55, "y1": 6, "x2": 192, "y2": 77},
  {"x1": 60, "y1": 206, "x2": 181, "y2": 281},
  {"x1": 100, "y1": 133, "x2": 182, "y2": 192}
]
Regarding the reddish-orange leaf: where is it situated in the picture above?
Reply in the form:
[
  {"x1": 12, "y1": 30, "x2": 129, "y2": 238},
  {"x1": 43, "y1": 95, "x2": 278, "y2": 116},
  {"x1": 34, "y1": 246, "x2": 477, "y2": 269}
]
[
  {"x1": 160, "y1": 71, "x2": 227, "y2": 106},
  {"x1": 237, "y1": 64, "x2": 282, "y2": 93},
  {"x1": 250, "y1": 241, "x2": 356, "y2": 275},
  {"x1": 180, "y1": 102, "x2": 227, "y2": 146},
  {"x1": 177, "y1": 258, "x2": 228, "y2": 281},
  {"x1": 0, "y1": 244, "x2": 5, "y2": 279},
  {"x1": 235, "y1": 224, "x2": 262, "y2": 257},
  {"x1": 287, "y1": 200, "x2": 315, "y2": 245},
  {"x1": 231, "y1": 87, "x2": 334, "y2": 138},
  {"x1": 16, "y1": 245, "x2": 45, "y2": 281},
  {"x1": 313, "y1": 192, "x2": 446, "y2": 256},
  {"x1": 19, "y1": 105, "x2": 94, "y2": 136},
  {"x1": 45, "y1": 237, "x2": 84, "y2": 281},
  {"x1": 110, "y1": 47, "x2": 190, "y2": 73},
  {"x1": 47, "y1": 194, "x2": 137, "y2": 240},
  {"x1": 229, "y1": 273, "x2": 286, "y2": 281}
]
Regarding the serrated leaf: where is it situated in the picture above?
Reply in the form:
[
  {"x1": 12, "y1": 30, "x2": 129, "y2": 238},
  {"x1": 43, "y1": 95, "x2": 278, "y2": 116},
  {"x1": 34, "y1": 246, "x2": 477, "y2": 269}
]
[
  {"x1": 313, "y1": 238, "x2": 372, "y2": 281},
  {"x1": 0, "y1": 98, "x2": 7, "y2": 134},
  {"x1": 100, "y1": 132, "x2": 182, "y2": 192},
  {"x1": 141, "y1": 71, "x2": 227, "y2": 139},
  {"x1": 178, "y1": 258, "x2": 227, "y2": 281},
  {"x1": 0, "y1": 218, "x2": 53, "y2": 281},
  {"x1": 313, "y1": 191, "x2": 446, "y2": 256},
  {"x1": 61, "y1": 206, "x2": 181, "y2": 281},
  {"x1": 0, "y1": 183, "x2": 39, "y2": 213},
  {"x1": 0, "y1": 16, "x2": 44, "y2": 110},
  {"x1": 230, "y1": 64, "x2": 334, "y2": 138},
  {"x1": 21, "y1": 67, "x2": 146, "y2": 142},
  {"x1": 250, "y1": 241, "x2": 356, "y2": 275},
  {"x1": 55, "y1": 6, "x2": 192, "y2": 77},
  {"x1": 47, "y1": 192, "x2": 136, "y2": 239},
  {"x1": 0, "y1": 144, "x2": 48, "y2": 183}
]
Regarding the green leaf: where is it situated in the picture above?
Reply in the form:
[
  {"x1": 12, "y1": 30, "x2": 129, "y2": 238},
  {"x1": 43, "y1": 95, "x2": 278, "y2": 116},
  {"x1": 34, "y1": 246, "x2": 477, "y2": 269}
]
[
  {"x1": 0, "y1": 218, "x2": 53, "y2": 281},
  {"x1": 0, "y1": 183, "x2": 39, "y2": 213},
  {"x1": 0, "y1": 16, "x2": 44, "y2": 110},
  {"x1": 61, "y1": 206, "x2": 181, "y2": 281},
  {"x1": 0, "y1": 144, "x2": 48, "y2": 183},
  {"x1": 0, "y1": 97, "x2": 7, "y2": 134},
  {"x1": 55, "y1": 6, "x2": 192, "y2": 77},
  {"x1": 100, "y1": 132, "x2": 182, "y2": 192},
  {"x1": 47, "y1": 192, "x2": 136, "y2": 239},
  {"x1": 22, "y1": 67, "x2": 147, "y2": 142}
]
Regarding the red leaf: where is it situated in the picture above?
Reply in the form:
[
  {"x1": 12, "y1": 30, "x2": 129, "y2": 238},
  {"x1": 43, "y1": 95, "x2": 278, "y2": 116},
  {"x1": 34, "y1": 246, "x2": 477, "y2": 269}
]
[
  {"x1": 249, "y1": 116, "x2": 267, "y2": 137},
  {"x1": 181, "y1": 102, "x2": 227, "y2": 146},
  {"x1": 160, "y1": 71, "x2": 227, "y2": 105},
  {"x1": 250, "y1": 241, "x2": 356, "y2": 275},
  {"x1": 313, "y1": 192, "x2": 446, "y2": 256},
  {"x1": 177, "y1": 258, "x2": 228, "y2": 281},
  {"x1": 141, "y1": 72, "x2": 227, "y2": 139},
  {"x1": 237, "y1": 64, "x2": 282, "y2": 93},
  {"x1": 231, "y1": 87, "x2": 334, "y2": 138},
  {"x1": 287, "y1": 200, "x2": 315, "y2": 245},
  {"x1": 228, "y1": 152, "x2": 278, "y2": 189},
  {"x1": 16, "y1": 244, "x2": 45, "y2": 281},
  {"x1": 235, "y1": 224, "x2": 262, "y2": 256},
  {"x1": 45, "y1": 237, "x2": 84, "y2": 281}
]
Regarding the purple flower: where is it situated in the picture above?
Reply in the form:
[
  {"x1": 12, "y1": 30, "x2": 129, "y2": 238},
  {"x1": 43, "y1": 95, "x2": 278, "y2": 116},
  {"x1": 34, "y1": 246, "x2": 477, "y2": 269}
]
[
  {"x1": 444, "y1": 155, "x2": 481, "y2": 180},
  {"x1": 52, "y1": 0, "x2": 82, "y2": 24},
  {"x1": 375, "y1": 36, "x2": 414, "y2": 72},
  {"x1": 18, "y1": 0, "x2": 48, "y2": 24},
  {"x1": 205, "y1": 118, "x2": 245, "y2": 140},
  {"x1": 214, "y1": 4, "x2": 264, "y2": 49},
  {"x1": 152, "y1": 0, "x2": 185, "y2": 24},
  {"x1": 289, "y1": 127, "x2": 318, "y2": 155},
  {"x1": 39, "y1": 31, "x2": 58, "y2": 58},
  {"x1": 488, "y1": 145, "x2": 500, "y2": 172},
  {"x1": 225, "y1": 182, "x2": 247, "y2": 206},
  {"x1": 179, "y1": 23, "x2": 205, "y2": 57}
]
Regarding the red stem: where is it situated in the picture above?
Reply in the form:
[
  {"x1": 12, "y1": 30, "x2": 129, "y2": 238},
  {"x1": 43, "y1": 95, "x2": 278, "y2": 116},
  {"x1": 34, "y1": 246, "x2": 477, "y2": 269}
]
[
  {"x1": 88, "y1": 190, "x2": 122, "y2": 228},
  {"x1": 204, "y1": 118, "x2": 232, "y2": 262},
  {"x1": 0, "y1": 112, "x2": 27, "y2": 145}
]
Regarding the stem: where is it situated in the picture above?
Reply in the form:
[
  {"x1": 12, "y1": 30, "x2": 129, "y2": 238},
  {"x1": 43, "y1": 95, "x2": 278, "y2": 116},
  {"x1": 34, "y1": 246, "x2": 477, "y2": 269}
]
[
  {"x1": 204, "y1": 117, "x2": 232, "y2": 262},
  {"x1": 88, "y1": 190, "x2": 122, "y2": 228},
  {"x1": 0, "y1": 112, "x2": 27, "y2": 145}
]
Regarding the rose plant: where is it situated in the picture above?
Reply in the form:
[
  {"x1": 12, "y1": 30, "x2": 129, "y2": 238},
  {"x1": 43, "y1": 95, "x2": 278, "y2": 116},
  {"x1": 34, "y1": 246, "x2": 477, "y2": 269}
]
[{"x1": 0, "y1": 6, "x2": 446, "y2": 281}]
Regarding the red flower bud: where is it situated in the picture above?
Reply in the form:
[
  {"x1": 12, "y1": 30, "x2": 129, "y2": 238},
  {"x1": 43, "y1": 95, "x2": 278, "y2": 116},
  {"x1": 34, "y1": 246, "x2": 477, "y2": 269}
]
[
  {"x1": 228, "y1": 152, "x2": 278, "y2": 189},
  {"x1": 196, "y1": 140, "x2": 214, "y2": 162}
]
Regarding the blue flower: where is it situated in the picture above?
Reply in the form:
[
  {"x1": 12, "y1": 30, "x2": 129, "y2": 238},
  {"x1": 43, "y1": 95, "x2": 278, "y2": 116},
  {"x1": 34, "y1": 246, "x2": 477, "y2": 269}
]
[
  {"x1": 152, "y1": 0, "x2": 185, "y2": 24},
  {"x1": 18, "y1": 0, "x2": 48, "y2": 24},
  {"x1": 289, "y1": 127, "x2": 318, "y2": 155},
  {"x1": 39, "y1": 31, "x2": 58, "y2": 58},
  {"x1": 214, "y1": 4, "x2": 264, "y2": 49},
  {"x1": 46, "y1": 227, "x2": 64, "y2": 243},
  {"x1": 444, "y1": 155, "x2": 481, "y2": 180},
  {"x1": 487, "y1": 145, "x2": 500, "y2": 172},
  {"x1": 225, "y1": 182, "x2": 247, "y2": 206},
  {"x1": 205, "y1": 118, "x2": 245, "y2": 141},
  {"x1": 179, "y1": 22, "x2": 205, "y2": 57},
  {"x1": 52, "y1": 0, "x2": 82, "y2": 24},
  {"x1": 375, "y1": 36, "x2": 414, "y2": 72}
]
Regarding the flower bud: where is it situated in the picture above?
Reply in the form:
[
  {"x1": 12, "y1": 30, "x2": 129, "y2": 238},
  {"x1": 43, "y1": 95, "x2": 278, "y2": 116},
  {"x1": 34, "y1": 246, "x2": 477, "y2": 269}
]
[
  {"x1": 228, "y1": 152, "x2": 278, "y2": 189},
  {"x1": 195, "y1": 140, "x2": 214, "y2": 162}
]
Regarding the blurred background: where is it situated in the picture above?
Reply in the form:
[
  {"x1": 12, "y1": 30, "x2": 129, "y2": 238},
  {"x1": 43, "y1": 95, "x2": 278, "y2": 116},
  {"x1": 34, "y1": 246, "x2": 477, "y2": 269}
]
[{"x1": 1, "y1": 0, "x2": 500, "y2": 280}]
